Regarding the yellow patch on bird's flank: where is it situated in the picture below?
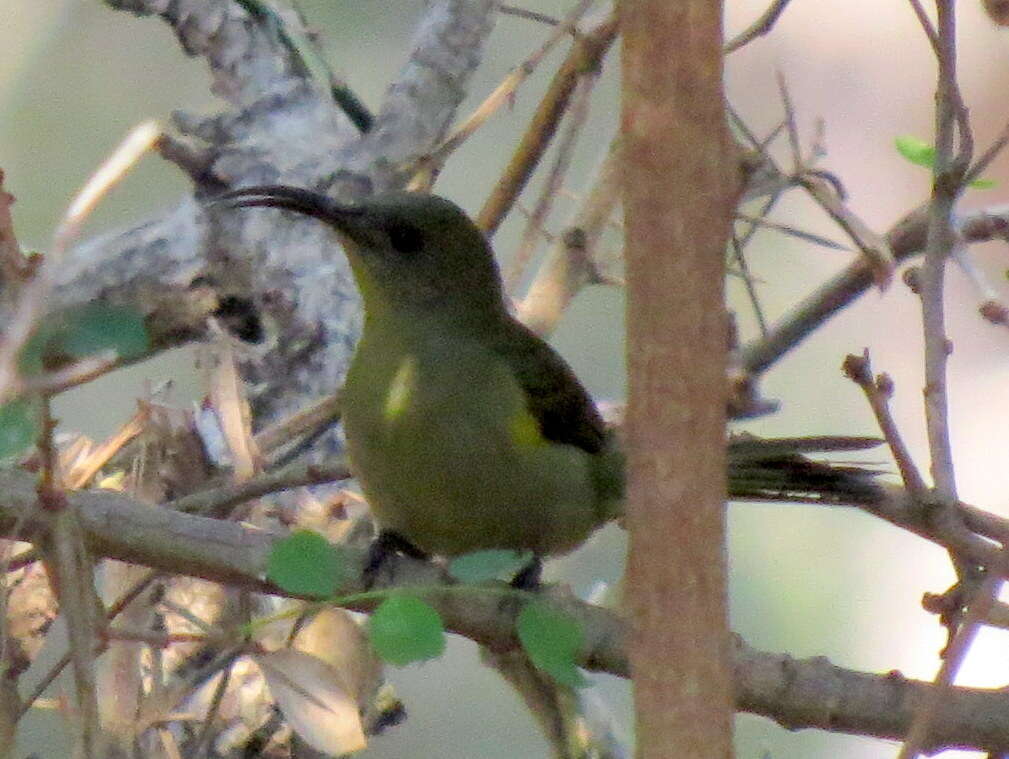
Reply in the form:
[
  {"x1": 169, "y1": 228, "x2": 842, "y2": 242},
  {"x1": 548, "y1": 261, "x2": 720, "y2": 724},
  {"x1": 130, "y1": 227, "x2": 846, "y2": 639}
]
[
  {"x1": 384, "y1": 356, "x2": 417, "y2": 420},
  {"x1": 509, "y1": 409, "x2": 546, "y2": 448}
]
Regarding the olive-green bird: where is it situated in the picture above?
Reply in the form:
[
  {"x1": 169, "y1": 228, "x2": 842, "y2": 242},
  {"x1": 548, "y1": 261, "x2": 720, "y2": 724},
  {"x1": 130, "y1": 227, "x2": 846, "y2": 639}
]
[{"x1": 221, "y1": 186, "x2": 881, "y2": 565}]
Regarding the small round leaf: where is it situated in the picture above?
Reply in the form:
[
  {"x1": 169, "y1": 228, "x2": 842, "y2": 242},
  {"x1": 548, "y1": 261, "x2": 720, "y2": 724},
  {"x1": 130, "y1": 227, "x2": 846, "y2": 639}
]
[
  {"x1": 0, "y1": 400, "x2": 37, "y2": 460},
  {"x1": 368, "y1": 595, "x2": 445, "y2": 666},
  {"x1": 894, "y1": 135, "x2": 936, "y2": 168},
  {"x1": 517, "y1": 600, "x2": 587, "y2": 688},
  {"x1": 19, "y1": 302, "x2": 149, "y2": 376},
  {"x1": 267, "y1": 530, "x2": 345, "y2": 598},
  {"x1": 60, "y1": 302, "x2": 149, "y2": 361},
  {"x1": 448, "y1": 549, "x2": 533, "y2": 583}
]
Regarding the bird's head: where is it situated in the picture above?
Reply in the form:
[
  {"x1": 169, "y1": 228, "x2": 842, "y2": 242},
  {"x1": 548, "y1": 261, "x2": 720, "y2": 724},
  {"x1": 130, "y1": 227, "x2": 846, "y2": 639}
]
[{"x1": 219, "y1": 186, "x2": 507, "y2": 322}]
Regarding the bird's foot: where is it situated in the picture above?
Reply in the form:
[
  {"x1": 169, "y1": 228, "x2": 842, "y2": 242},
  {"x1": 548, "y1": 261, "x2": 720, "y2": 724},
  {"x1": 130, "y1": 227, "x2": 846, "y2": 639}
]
[
  {"x1": 363, "y1": 530, "x2": 429, "y2": 589},
  {"x1": 509, "y1": 555, "x2": 543, "y2": 592}
]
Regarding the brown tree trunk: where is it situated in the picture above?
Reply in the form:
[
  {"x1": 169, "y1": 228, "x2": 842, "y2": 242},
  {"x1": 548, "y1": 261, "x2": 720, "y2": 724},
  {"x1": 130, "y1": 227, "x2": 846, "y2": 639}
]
[{"x1": 621, "y1": 1, "x2": 738, "y2": 757}]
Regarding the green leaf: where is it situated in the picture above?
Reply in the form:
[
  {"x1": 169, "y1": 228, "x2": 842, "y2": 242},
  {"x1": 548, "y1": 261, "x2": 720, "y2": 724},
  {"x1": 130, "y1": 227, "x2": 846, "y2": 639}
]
[
  {"x1": 0, "y1": 400, "x2": 37, "y2": 460},
  {"x1": 894, "y1": 135, "x2": 936, "y2": 168},
  {"x1": 60, "y1": 302, "x2": 149, "y2": 360},
  {"x1": 448, "y1": 549, "x2": 533, "y2": 583},
  {"x1": 894, "y1": 136, "x2": 996, "y2": 189},
  {"x1": 19, "y1": 302, "x2": 149, "y2": 376},
  {"x1": 517, "y1": 600, "x2": 587, "y2": 688},
  {"x1": 267, "y1": 530, "x2": 345, "y2": 598},
  {"x1": 368, "y1": 595, "x2": 445, "y2": 666},
  {"x1": 18, "y1": 333, "x2": 46, "y2": 376},
  {"x1": 969, "y1": 177, "x2": 997, "y2": 190}
]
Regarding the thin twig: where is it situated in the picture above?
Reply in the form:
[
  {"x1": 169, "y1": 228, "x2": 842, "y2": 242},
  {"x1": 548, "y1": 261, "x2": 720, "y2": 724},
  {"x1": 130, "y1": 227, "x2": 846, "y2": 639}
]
[
  {"x1": 842, "y1": 351, "x2": 926, "y2": 495},
  {"x1": 965, "y1": 119, "x2": 1009, "y2": 184},
  {"x1": 421, "y1": 0, "x2": 598, "y2": 172},
  {"x1": 773, "y1": 76, "x2": 896, "y2": 281},
  {"x1": 497, "y1": 4, "x2": 561, "y2": 26},
  {"x1": 906, "y1": 0, "x2": 941, "y2": 55},
  {"x1": 516, "y1": 137, "x2": 622, "y2": 336},
  {"x1": 951, "y1": 246, "x2": 1009, "y2": 330},
  {"x1": 504, "y1": 67, "x2": 599, "y2": 293},
  {"x1": 724, "y1": 0, "x2": 794, "y2": 53},
  {"x1": 739, "y1": 204, "x2": 1009, "y2": 376},
  {"x1": 16, "y1": 570, "x2": 160, "y2": 720},
  {"x1": 18, "y1": 352, "x2": 120, "y2": 398},
  {"x1": 158, "y1": 598, "x2": 215, "y2": 634},
  {"x1": 0, "y1": 170, "x2": 30, "y2": 298},
  {"x1": 477, "y1": 13, "x2": 619, "y2": 237},
  {"x1": 3, "y1": 546, "x2": 38, "y2": 572},
  {"x1": 104, "y1": 627, "x2": 217, "y2": 646},
  {"x1": 729, "y1": 192, "x2": 785, "y2": 337},
  {"x1": 896, "y1": 570, "x2": 1004, "y2": 759},
  {"x1": 734, "y1": 211, "x2": 849, "y2": 251},
  {"x1": 0, "y1": 122, "x2": 161, "y2": 404},
  {"x1": 801, "y1": 174, "x2": 896, "y2": 282},
  {"x1": 64, "y1": 406, "x2": 149, "y2": 490},
  {"x1": 37, "y1": 397, "x2": 60, "y2": 497},
  {"x1": 166, "y1": 458, "x2": 352, "y2": 516},
  {"x1": 919, "y1": 0, "x2": 968, "y2": 506},
  {"x1": 730, "y1": 235, "x2": 769, "y2": 335},
  {"x1": 133, "y1": 646, "x2": 245, "y2": 738},
  {"x1": 192, "y1": 662, "x2": 231, "y2": 758},
  {"x1": 776, "y1": 72, "x2": 803, "y2": 174},
  {"x1": 49, "y1": 508, "x2": 103, "y2": 758},
  {"x1": 896, "y1": 3, "x2": 975, "y2": 755},
  {"x1": 254, "y1": 391, "x2": 342, "y2": 455}
]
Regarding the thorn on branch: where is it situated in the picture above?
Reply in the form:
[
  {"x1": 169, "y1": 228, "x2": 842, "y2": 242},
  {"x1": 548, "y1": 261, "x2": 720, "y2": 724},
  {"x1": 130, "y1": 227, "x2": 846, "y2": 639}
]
[
  {"x1": 803, "y1": 168, "x2": 848, "y2": 200},
  {"x1": 922, "y1": 581, "x2": 972, "y2": 653},
  {"x1": 799, "y1": 173, "x2": 895, "y2": 287},
  {"x1": 903, "y1": 266, "x2": 922, "y2": 294},
  {"x1": 0, "y1": 173, "x2": 33, "y2": 290},
  {"x1": 496, "y1": 4, "x2": 563, "y2": 27},
  {"x1": 727, "y1": 368, "x2": 780, "y2": 419}
]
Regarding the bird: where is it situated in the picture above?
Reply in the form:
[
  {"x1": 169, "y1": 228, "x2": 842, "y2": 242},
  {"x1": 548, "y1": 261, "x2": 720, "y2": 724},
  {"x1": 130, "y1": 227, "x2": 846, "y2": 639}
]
[{"x1": 219, "y1": 185, "x2": 882, "y2": 576}]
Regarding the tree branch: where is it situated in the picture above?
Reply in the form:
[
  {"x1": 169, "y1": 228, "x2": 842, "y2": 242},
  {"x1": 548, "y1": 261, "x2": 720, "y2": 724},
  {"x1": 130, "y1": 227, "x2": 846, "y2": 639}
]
[
  {"x1": 723, "y1": 0, "x2": 794, "y2": 54},
  {"x1": 740, "y1": 205, "x2": 1009, "y2": 376},
  {"x1": 54, "y1": 0, "x2": 497, "y2": 447},
  {"x1": 0, "y1": 468, "x2": 1008, "y2": 752}
]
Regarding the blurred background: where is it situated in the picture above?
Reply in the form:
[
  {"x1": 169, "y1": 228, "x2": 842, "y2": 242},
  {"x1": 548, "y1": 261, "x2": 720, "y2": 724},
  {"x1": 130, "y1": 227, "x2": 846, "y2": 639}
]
[{"x1": 3, "y1": 0, "x2": 1009, "y2": 756}]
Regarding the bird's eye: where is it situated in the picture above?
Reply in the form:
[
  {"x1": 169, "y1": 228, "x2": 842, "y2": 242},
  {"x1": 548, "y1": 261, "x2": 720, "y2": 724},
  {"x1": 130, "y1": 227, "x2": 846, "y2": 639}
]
[{"x1": 387, "y1": 223, "x2": 424, "y2": 255}]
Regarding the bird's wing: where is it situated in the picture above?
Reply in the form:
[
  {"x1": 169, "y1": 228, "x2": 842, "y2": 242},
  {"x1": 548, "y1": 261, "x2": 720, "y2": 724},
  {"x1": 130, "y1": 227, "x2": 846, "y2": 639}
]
[{"x1": 491, "y1": 319, "x2": 607, "y2": 455}]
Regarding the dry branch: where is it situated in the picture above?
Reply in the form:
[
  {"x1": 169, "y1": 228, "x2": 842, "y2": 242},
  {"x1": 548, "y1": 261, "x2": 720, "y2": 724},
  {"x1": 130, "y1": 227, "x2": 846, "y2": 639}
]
[
  {"x1": 740, "y1": 205, "x2": 1009, "y2": 376},
  {"x1": 51, "y1": 0, "x2": 498, "y2": 449},
  {"x1": 8, "y1": 1, "x2": 1009, "y2": 754},
  {"x1": 0, "y1": 469, "x2": 1006, "y2": 751},
  {"x1": 477, "y1": 13, "x2": 619, "y2": 238}
]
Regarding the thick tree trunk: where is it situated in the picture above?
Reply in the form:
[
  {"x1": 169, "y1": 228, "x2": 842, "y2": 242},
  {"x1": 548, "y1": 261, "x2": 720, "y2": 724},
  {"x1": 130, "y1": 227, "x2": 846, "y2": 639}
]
[{"x1": 621, "y1": 1, "x2": 738, "y2": 757}]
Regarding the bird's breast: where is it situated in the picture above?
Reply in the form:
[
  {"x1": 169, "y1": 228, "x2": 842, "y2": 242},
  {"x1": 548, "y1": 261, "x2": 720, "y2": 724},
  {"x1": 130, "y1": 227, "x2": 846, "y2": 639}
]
[{"x1": 341, "y1": 333, "x2": 606, "y2": 556}]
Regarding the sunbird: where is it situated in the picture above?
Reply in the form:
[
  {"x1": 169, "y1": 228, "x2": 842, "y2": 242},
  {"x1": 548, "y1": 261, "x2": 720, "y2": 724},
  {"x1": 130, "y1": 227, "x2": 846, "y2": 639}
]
[{"x1": 221, "y1": 186, "x2": 881, "y2": 572}]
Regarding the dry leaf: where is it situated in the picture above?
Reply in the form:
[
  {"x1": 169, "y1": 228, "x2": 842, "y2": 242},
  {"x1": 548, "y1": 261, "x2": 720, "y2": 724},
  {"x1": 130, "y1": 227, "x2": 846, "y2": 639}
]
[
  {"x1": 255, "y1": 648, "x2": 367, "y2": 754},
  {"x1": 294, "y1": 608, "x2": 383, "y2": 709}
]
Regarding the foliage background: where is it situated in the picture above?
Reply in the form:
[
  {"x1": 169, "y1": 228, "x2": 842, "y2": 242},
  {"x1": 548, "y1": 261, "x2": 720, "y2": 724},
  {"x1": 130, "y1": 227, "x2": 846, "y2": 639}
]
[{"x1": 3, "y1": 1, "x2": 1009, "y2": 756}]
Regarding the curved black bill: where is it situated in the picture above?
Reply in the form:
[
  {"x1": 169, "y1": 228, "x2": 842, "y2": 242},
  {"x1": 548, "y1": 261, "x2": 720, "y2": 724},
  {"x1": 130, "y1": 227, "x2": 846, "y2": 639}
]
[{"x1": 213, "y1": 185, "x2": 364, "y2": 225}]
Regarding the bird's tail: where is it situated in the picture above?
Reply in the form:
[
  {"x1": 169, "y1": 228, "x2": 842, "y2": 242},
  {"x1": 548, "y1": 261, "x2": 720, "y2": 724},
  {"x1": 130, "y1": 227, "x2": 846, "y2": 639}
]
[{"x1": 727, "y1": 434, "x2": 885, "y2": 505}]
